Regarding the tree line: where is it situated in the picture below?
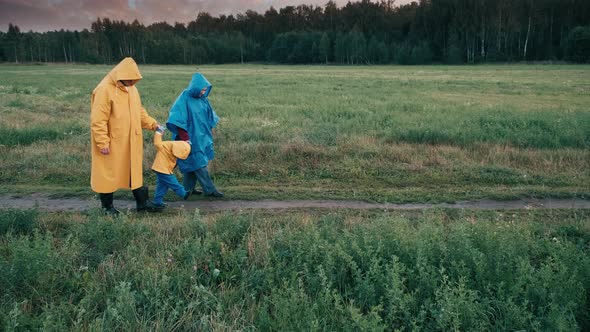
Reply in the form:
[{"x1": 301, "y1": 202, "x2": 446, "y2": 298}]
[{"x1": 1, "y1": 0, "x2": 589, "y2": 65}]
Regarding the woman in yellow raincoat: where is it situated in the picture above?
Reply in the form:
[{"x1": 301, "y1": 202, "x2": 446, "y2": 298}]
[{"x1": 90, "y1": 57, "x2": 160, "y2": 214}]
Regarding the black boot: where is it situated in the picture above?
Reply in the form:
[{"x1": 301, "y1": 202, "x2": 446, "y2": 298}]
[
  {"x1": 132, "y1": 186, "x2": 159, "y2": 212},
  {"x1": 99, "y1": 193, "x2": 120, "y2": 216},
  {"x1": 205, "y1": 190, "x2": 224, "y2": 198}
]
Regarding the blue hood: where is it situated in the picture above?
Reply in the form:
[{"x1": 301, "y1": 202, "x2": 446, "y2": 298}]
[
  {"x1": 166, "y1": 73, "x2": 219, "y2": 172},
  {"x1": 187, "y1": 73, "x2": 212, "y2": 98}
]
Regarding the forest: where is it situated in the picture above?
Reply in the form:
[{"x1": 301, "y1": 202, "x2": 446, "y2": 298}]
[{"x1": 1, "y1": 0, "x2": 590, "y2": 65}]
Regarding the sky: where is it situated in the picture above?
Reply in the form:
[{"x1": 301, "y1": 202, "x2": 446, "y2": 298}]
[{"x1": 0, "y1": 0, "x2": 413, "y2": 32}]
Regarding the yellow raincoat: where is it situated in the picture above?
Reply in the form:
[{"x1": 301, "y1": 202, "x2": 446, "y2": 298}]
[
  {"x1": 151, "y1": 133, "x2": 191, "y2": 174},
  {"x1": 90, "y1": 57, "x2": 158, "y2": 193}
]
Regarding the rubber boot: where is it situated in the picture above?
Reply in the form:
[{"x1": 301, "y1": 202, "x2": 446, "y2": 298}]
[
  {"x1": 205, "y1": 190, "x2": 224, "y2": 198},
  {"x1": 99, "y1": 193, "x2": 120, "y2": 216},
  {"x1": 132, "y1": 186, "x2": 159, "y2": 212}
]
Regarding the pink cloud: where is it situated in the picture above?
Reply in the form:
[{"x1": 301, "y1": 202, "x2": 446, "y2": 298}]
[{"x1": 0, "y1": 0, "x2": 413, "y2": 32}]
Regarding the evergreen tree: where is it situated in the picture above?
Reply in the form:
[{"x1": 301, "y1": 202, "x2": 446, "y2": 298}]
[
  {"x1": 6, "y1": 23, "x2": 21, "y2": 63},
  {"x1": 565, "y1": 26, "x2": 590, "y2": 63},
  {"x1": 319, "y1": 32, "x2": 331, "y2": 63}
]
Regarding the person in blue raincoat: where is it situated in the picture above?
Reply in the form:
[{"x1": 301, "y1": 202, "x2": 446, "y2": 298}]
[{"x1": 166, "y1": 73, "x2": 224, "y2": 197}]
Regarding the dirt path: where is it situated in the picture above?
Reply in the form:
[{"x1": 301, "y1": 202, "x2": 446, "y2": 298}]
[{"x1": 1, "y1": 194, "x2": 589, "y2": 212}]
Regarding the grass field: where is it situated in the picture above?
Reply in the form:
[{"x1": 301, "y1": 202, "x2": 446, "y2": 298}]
[
  {"x1": 1, "y1": 209, "x2": 589, "y2": 330},
  {"x1": 0, "y1": 64, "x2": 589, "y2": 202},
  {"x1": 1, "y1": 64, "x2": 590, "y2": 330}
]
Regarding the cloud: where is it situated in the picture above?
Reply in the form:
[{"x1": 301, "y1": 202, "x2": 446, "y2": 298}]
[
  {"x1": 1, "y1": 0, "x2": 133, "y2": 31},
  {"x1": 0, "y1": 0, "x2": 413, "y2": 32}
]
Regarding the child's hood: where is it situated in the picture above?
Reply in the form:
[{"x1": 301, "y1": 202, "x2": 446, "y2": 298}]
[
  {"x1": 186, "y1": 73, "x2": 212, "y2": 98},
  {"x1": 171, "y1": 141, "x2": 191, "y2": 160}
]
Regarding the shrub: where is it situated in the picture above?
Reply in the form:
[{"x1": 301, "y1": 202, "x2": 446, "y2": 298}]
[
  {"x1": 75, "y1": 214, "x2": 149, "y2": 267},
  {"x1": 0, "y1": 209, "x2": 38, "y2": 236},
  {"x1": 1, "y1": 211, "x2": 589, "y2": 330}
]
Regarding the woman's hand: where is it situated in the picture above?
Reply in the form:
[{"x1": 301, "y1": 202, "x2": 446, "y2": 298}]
[{"x1": 100, "y1": 147, "x2": 110, "y2": 155}]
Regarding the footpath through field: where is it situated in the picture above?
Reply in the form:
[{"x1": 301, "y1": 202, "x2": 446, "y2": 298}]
[{"x1": 1, "y1": 194, "x2": 589, "y2": 212}]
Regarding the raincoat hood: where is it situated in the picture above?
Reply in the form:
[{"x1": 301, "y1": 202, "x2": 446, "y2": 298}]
[
  {"x1": 102, "y1": 57, "x2": 143, "y2": 87},
  {"x1": 172, "y1": 141, "x2": 191, "y2": 160},
  {"x1": 186, "y1": 73, "x2": 212, "y2": 98}
]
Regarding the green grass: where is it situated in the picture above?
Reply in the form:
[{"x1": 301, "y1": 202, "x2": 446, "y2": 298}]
[
  {"x1": 0, "y1": 125, "x2": 86, "y2": 147},
  {"x1": 2, "y1": 64, "x2": 589, "y2": 330},
  {"x1": 1, "y1": 209, "x2": 589, "y2": 330},
  {"x1": 0, "y1": 64, "x2": 589, "y2": 202}
]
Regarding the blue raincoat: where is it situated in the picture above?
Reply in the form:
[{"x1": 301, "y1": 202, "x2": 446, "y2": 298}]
[{"x1": 166, "y1": 73, "x2": 219, "y2": 173}]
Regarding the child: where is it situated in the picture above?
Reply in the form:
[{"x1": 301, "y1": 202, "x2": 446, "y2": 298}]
[
  {"x1": 166, "y1": 73, "x2": 224, "y2": 197},
  {"x1": 151, "y1": 126, "x2": 192, "y2": 211}
]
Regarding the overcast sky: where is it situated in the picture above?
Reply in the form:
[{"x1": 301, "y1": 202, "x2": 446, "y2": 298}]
[{"x1": 0, "y1": 0, "x2": 413, "y2": 32}]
